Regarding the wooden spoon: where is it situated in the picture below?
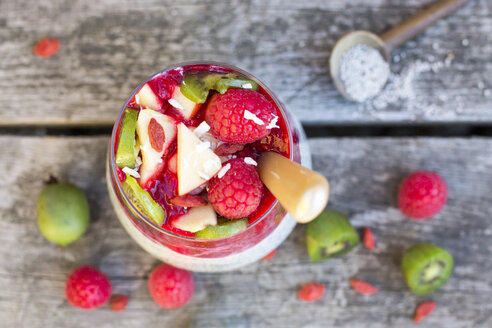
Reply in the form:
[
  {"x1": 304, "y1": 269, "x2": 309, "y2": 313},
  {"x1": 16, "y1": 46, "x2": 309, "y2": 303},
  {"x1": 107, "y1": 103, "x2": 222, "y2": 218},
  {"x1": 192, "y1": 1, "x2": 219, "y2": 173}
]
[
  {"x1": 258, "y1": 151, "x2": 329, "y2": 224},
  {"x1": 330, "y1": 0, "x2": 472, "y2": 101}
]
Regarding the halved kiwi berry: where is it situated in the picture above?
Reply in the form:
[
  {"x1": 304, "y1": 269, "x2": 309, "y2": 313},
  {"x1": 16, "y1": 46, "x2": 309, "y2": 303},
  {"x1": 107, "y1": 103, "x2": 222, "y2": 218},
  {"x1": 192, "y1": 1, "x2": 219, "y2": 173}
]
[
  {"x1": 401, "y1": 243, "x2": 454, "y2": 295},
  {"x1": 122, "y1": 176, "x2": 165, "y2": 225},
  {"x1": 195, "y1": 218, "x2": 248, "y2": 239},
  {"x1": 180, "y1": 72, "x2": 258, "y2": 103},
  {"x1": 115, "y1": 108, "x2": 139, "y2": 168},
  {"x1": 306, "y1": 210, "x2": 360, "y2": 261},
  {"x1": 213, "y1": 74, "x2": 259, "y2": 94}
]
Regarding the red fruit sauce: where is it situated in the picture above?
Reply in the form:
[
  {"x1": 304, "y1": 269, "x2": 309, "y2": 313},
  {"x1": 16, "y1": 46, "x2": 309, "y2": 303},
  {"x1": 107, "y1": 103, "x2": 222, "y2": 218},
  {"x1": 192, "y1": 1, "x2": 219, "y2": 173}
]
[{"x1": 114, "y1": 65, "x2": 290, "y2": 237}]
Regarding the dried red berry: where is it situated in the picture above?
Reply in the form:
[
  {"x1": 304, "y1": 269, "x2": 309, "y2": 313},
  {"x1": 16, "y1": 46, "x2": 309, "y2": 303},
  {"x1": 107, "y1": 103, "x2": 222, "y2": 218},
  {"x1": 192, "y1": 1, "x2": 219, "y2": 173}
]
[
  {"x1": 261, "y1": 249, "x2": 277, "y2": 261},
  {"x1": 110, "y1": 294, "x2": 129, "y2": 312},
  {"x1": 148, "y1": 118, "x2": 165, "y2": 151},
  {"x1": 414, "y1": 301, "x2": 436, "y2": 323},
  {"x1": 349, "y1": 279, "x2": 378, "y2": 295},
  {"x1": 363, "y1": 227, "x2": 375, "y2": 250},
  {"x1": 33, "y1": 38, "x2": 60, "y2": 57},
  {"x1": 214, "y1": 143, "x2": 245, "y2": 156},
  {"x1": 170, "y1": 194, "x2": 207, "y2": 207},
  {"x1": 298, "y1": 282, "x2": 325, "y2": 302}
]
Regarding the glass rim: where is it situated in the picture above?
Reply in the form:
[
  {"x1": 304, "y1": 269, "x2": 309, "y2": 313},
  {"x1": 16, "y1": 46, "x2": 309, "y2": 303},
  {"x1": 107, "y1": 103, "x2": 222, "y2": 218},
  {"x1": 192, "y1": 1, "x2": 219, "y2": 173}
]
[{"x1": 109, "y1": 60, "x2": 295, "y2": 241}]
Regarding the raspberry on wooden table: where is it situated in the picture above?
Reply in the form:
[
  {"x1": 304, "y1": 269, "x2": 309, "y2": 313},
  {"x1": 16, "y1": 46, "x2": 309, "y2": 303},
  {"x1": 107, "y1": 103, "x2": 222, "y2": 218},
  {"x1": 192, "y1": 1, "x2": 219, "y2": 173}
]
[
  {"x1": 398, "y1": 171, "x2": 447, "y2": 220},
  {"x1": 208, "y1": 158, "x2": 263, "y2": 219},
  {"x1": 205, "y1": 88, "x2": 277, "y2": 144},
  {"x1": 65, "y1": 266, "x2": 112, "y2": 309},
  {"x1": 148, "y1": 264, "x2": 194, "y2": 309}
]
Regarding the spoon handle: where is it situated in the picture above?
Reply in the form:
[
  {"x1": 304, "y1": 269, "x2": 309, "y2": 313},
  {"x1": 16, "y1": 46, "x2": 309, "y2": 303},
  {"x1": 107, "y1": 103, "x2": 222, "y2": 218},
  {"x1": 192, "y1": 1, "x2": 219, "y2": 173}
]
[
  {"x1": 257, "y1": 151, "x2": 329, "y2": 224},
  {"x1": 380, "y1": 0, "x2": 471, "y2": 52}
]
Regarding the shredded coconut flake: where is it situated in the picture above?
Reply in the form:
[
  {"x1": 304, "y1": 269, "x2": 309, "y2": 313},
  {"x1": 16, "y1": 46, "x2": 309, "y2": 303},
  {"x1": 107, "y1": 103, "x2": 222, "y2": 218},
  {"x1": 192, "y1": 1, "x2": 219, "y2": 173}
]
[
  {"x1": 193, "y1": 121, "x2": 210, "y2": 137},
  {"x1": 244, "y1": 157, "x2": 257, "y2": 166},
  {"x1": 266, "y1": 115, "x2": 279, "y2": 129},
  {"x1": 244, "y1": 110, "x2": 264, "y2": 125},
  {"x1": 195, "y1": 141, "x2": 211, "y2": 153},
  {"x1": 199, "y1": 172, "x2": 210, "y2": 180},
  {"x1": 242, "y1": 83, "x2": 253, "y2": 89},
  {"x1": 134, "y1": 156, "x2": 142, "y2": 170},
  {"x1": 135, "y1": 94, "x2": 140, "y2": 105},
  {"x1": 168, "y1": 98, "x2": 184, "y2": 110},
  {"x1": 140, "y1": 140, "x2": 150, "y2": 151},
  {"x1": 218, "y1": 163, "x2": 231, "y2": 178},
  {"x1": 203, "y1": 158, "x2": 219, "y2": 173},
  {"x1": 122, "y1": 167, "x2": 141, "y2": 179}
]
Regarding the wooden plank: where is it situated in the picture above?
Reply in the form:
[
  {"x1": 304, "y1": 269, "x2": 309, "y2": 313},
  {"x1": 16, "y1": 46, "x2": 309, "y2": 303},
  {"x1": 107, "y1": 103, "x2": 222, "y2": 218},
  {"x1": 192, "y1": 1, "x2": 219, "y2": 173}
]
[
  {"x1": 0, "y1": 136, "x2": 491, "y2": 327},
  {"x1": 0, "y1": 0, "x2": 491, "y2": 126}
]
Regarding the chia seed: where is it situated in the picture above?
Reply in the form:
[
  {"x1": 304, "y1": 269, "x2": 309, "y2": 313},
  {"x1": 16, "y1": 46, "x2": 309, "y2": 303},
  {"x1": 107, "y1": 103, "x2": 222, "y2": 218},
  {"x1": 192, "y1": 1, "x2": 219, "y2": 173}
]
[{"x1": 339, "y1": 44, "x2": 390, "y2": 102}]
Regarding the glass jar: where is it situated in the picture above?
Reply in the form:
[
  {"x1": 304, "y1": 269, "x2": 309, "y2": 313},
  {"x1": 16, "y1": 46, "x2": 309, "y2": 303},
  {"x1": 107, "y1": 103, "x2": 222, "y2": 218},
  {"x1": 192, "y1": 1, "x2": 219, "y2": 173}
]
[{"x1": 106, "y1": 61, "x2": 311, "y2": 272}]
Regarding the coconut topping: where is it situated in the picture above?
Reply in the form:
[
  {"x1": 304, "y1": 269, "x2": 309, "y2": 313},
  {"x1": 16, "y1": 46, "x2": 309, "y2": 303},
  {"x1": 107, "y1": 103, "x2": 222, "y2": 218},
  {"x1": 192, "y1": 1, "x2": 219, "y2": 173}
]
[
  {"x1": 242, "y1": 83, "x2": 253, "y2": 89},
  {"x1": 266, "y1": 115, "x2": 279, "y2": 129},
  {"x1": 168, "y1": 98, "x2": 184, "y2": 110},
  {"x1": 244, "y1": 110, "x2": 264, "y2": 125},
  {"x1": 204, "y1": 158, "x2": 220, "y2": 173},
  {"x1": 122, "y1": 167, "x2": 141, "y2": 179},
  {"x1": 193, "y1": 121, "x2": 211, "y2": 138},
  {"x1": 135, "y1": 94, "x2": 140, "y2": 105},
  {"x1": 217, "y1": 163, "x2": 231, "y2": 179},
  {"x1": 135, "y1": 156, "x2": 142, "y2": 169},
  {"x1": 195, "y1": 141, "x2": 211, "y2": 153},
  {"x1": 140, "y1": 140, "x2": 150, "y2": 152},
  {"x1": 244, "y1": 157, "x2": 257, "y2": 166}
]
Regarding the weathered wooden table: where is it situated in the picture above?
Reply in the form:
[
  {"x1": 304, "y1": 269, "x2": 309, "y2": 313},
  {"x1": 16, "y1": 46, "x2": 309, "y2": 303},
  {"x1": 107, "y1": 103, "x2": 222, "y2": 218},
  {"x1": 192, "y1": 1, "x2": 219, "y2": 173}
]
[{"x1": 1, "y1": 0, "x2": 491, "y2": 327}]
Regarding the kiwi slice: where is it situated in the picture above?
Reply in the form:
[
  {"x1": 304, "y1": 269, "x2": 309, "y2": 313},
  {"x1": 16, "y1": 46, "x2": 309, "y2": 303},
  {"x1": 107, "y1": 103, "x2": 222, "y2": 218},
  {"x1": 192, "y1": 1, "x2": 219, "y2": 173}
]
[
  {"x1": 195, "y1": 218, "x2": 248, "y2": 239},
  {"x1": 122, "y1": 176, "x2": 165, "y2": 225},
  {"x1": 213, "y1": 74, "x2": 258, "y2": 94},
  {"x1": 401, "y1": 243, "x2": 453, "y2": 295},
  {"x1": 115, "y1": 108, "x2": 139, "y2": 168},
  {"x1": 306, "y1": 210, "x2": 360, "y2": 261},
  {"x1": 180, "y1": 72, "x2": 258, "y2": 103}
]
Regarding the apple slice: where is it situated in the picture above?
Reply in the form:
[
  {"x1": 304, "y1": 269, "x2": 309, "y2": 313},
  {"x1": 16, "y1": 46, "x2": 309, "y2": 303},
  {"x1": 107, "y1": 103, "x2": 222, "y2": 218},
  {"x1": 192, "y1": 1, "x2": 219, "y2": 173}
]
[
  {"x1": 136, "y1": 109, "x2": 177, "y2": 186},
  {"x1": 169, "y1": 86, "x2": 201, "y2": 120},
  {"x1": 177, "y1": 123, "x2": 222, "y2": 195},
  {"x1": 135, "y1": 83, "x2": 162, "y2": 110},
  {"x1": 172, "y1": 204, "x2": 217, "y2": 233}
]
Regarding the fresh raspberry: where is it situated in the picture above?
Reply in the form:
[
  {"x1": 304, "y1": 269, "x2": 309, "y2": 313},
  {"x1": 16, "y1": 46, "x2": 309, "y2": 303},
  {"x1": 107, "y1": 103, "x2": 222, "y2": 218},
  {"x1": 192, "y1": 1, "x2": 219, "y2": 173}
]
[
  {"x1": 208, "y1": 158, "x2": 263, "y2": 219},
  {"x1": 349, "y1": 278, "x2": 378, "y2": 295},
  {"x1": 33, "y1": 38, "x2": 60, "y2": 57},
  {"x1": 298, "y1": 282, "x2": 326, "y2": 302},
  {"x1": 148, "y1": 264, "x2": 194, "y2": 309},
  {"x1": 110, "y1": 294, "x2": 129, "y2": 312},
  {"x1": 65, "y1": 266, "x2": 112, "y2": 309},
  {"x1": 205, "y1": 88, "x2": 276, "y2": 143},
  {"x1": 398, "y1": 171, "x2": 447, "y2": 220}
]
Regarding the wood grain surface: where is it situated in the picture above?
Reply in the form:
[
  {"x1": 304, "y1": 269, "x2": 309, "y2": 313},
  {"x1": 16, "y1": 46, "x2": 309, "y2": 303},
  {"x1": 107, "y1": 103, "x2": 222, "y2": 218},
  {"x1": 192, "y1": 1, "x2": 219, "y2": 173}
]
[
  {"x1": 0, "y1": 0, "x2": 491, "y2": 126},
  {"x1": 0, "y1": 136, "x2": 491, "y2": 327}
]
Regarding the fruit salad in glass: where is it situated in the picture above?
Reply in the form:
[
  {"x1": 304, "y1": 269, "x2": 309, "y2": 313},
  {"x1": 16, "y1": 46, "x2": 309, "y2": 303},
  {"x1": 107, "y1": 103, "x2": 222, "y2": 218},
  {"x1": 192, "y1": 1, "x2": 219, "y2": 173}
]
[{"x1": 107, "y1": 62, "x2": 310, "y2": 272}]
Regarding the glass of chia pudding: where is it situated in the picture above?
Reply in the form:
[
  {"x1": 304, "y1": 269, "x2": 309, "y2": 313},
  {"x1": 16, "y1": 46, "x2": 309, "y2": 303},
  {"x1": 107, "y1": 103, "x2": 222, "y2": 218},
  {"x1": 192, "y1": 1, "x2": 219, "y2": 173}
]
[{"x1": 106, "y1": 61, "x2": 311, "y2": 272}]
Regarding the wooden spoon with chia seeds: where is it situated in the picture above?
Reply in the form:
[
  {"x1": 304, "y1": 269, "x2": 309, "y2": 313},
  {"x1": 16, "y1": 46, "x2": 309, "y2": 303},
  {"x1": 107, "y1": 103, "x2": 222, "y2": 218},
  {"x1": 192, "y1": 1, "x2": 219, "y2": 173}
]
[{"x1": 329, "y1": 0, "x2": 472, "y2": 102}]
